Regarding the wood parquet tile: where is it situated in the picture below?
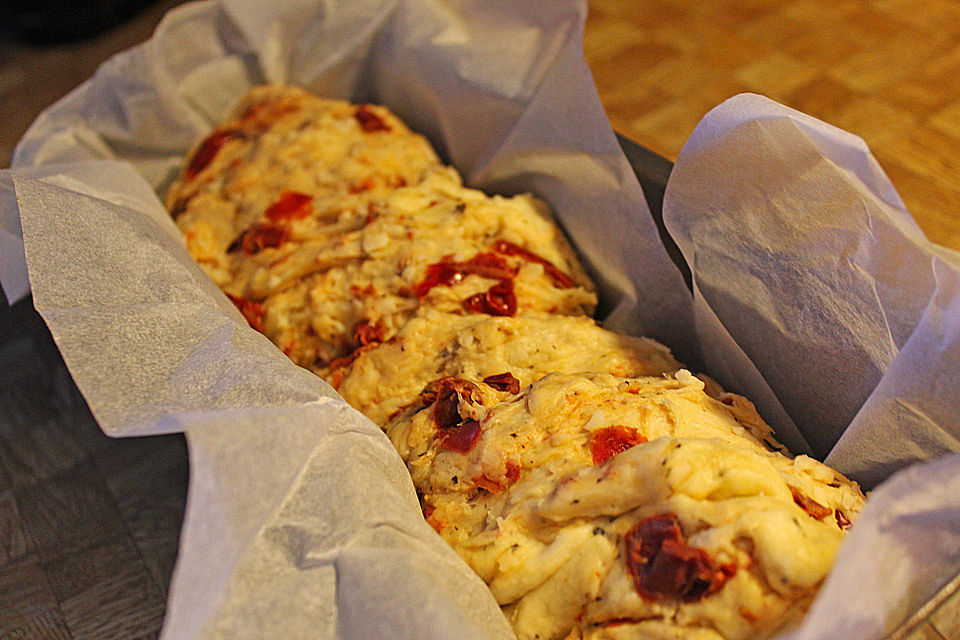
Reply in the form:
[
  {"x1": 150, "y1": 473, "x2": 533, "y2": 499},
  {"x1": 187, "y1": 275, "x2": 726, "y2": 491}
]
[
  {"x1": 0, "y1": 295, "x2": 187, "y2": 640},
  {"x1": 586, "y1": 0, "x2": 960, "y2": 251}
]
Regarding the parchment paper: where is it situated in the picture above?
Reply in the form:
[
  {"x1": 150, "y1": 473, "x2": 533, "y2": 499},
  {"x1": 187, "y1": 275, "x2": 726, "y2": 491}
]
[
  {"x1": 663, "y1": 94, "x2": 960, "y2": 639},
  {"x1": 2, "y1": 1, "x2": 960, "y2": 639}
]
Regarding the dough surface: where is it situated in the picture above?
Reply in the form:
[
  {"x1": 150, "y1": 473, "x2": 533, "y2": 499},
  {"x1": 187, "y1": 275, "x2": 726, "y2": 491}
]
[
  {"x1": 384, "y1": 371, "x2": 864, "y2": 640},
  {"x1": 168, "y1": 86, "x2": 866, "y2": 640},
  {"x1": 336, "y1": 309, "x2": 682, "y2": 424},
  {"x1": 169, "y1": 85, "x2": 595, "y2": 372}
]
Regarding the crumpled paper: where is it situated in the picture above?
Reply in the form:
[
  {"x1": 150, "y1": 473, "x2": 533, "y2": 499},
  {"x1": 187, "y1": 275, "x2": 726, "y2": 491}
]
[
  {"x1": 663, "y1": 94, "x2": 960, "y2": 639},
  {"x1": 2, "y1": 0, "x2": 959, "y2": 639}
]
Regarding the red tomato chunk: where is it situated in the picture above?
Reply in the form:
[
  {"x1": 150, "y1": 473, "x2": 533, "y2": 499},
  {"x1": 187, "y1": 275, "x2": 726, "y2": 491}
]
[
  {"x1": 265, "y1": 191, "x2": 313, "y2": 222},
  {"x1": 590, "y1": 425, "x2": 647, "y2": 465},
  {"x1": 624, "y1": 513, "x2": 734, "y2": 603}
]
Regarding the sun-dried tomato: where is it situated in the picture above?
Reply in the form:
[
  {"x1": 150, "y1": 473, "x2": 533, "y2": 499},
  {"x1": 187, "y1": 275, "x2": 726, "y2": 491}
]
[
  {"x1": 505, "y1": 460, "x2": 520, "y2": 481},
  {"x1": 225, "y1": 293, "x2": 264, "y2": 333},
  {"x1": 185, "y1": 129, "x2": 240, "y2": 179},
  {"x1": 437, "y1": 419, "x2": 482, "y2": 454},
  {"x1": 349, "y1": 177, "x2": 376, "y2": 194},
  {"x1": 414, "y1": 253, "x2": 517, "y2": 297},
  {"x1": 238, "y1": 99, "x2": 298, "y2": 132},
  {"x1": 239, "y1": 223, "x2": 287, "y2": 254},
  {"x1": 353, "y1": 319, "x2": 385, "y2": 346},
  {"x1": 354, "y1": 104, "x2": 391, "y2": 132},
  {"x1": 426, "y1": 379, "x2": 483, "y2": 453},
  {"x1": 789, "y1": 487, "x2": 832, "y2": 520},
  {"x1": 590, "y1": 425, "x2": 647, "y2": 465},
  {"x1": 492, "y1": 239, "x2": 575, "y2": 289},
  {"x1": 463, "y1": 279, "x2": 516, "y2": 316},
  {"x1": 835, "y1": 510, "x2": 851, "y2": 530},
  {"x1": 483, "y1": 372, "x2": 520, "y2": 394},
  {"x1": 420, "y1": 377, "x2": 478, "y2": 404},
  {"x1": 325, "y1": 343, "x2": 379, "y2": 388},
  {"x1": 624, "y1": 513, "x2": 733, "y2": 603},
  {"x1": 433, "y1": 388, "x2": 460, "y2": 429},
  {"x1": 265, "y1": 191, "x2": 313, "y2": 222},
  {"x1": 350, "y1": 283, "x2": 377, "y2": 297}
]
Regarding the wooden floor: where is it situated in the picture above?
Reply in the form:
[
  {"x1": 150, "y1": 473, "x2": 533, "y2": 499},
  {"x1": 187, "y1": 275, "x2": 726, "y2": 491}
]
[
  {"x1": 2, "y1": 2, "x2": 960, "y2": 639},
  {"x1": 585, "y1": 0, "x2": 960, "y2": 250},
  {"x1": 0, "y1": 294, "x2": 188, "y2": 640}
]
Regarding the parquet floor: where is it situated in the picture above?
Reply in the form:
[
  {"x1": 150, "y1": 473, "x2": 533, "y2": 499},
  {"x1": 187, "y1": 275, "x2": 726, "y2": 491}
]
[
  {"x1": 0, "y1": 295, "x2": 188, "y2": 640},
  {"x1": 585, "y1": 0, "x2": 960, "y2": 250}
]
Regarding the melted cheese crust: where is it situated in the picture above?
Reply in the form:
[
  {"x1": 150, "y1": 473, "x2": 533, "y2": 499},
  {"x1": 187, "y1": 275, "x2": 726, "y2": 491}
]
[
  {"x1": 385, "y1": 373, "x2": 863, "y2": 640},
  {"x1": 337, "y1": 310, "x2": 682, "y2": 424}
]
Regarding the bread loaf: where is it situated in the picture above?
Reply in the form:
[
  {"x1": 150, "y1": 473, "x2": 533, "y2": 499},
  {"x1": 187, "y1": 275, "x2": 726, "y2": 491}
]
[{"x1": 168, "y1": 84, "x2": 865, "y2": 640}]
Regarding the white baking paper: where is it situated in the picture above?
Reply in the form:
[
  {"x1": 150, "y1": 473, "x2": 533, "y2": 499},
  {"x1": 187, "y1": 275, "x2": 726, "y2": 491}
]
[
  {"x1": 663, "y1": 94, "x2": 960, "y2": 637},
  {"x1": 2, "y1": 0, "x2": 960, "y2": 638}
]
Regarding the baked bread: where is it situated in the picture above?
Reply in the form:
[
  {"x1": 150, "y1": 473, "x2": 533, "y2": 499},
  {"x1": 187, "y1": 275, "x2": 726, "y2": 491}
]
[
  {"x1": 168, "y1": 85, "x2": 595, "y2": 373},
  {"x1": 335, "y1": 309, "x2": 683, "y2": 424},
  {"x1": 383, "y1": 371, "x2": 863, "y2": 640},
  {"x1": 168, "y1": 84, "x2": 448, "y2": 294},
  {"x1": 168, "y1": 85, "x2": 865, "y2": 640},
  {"x1": 385, "y1": 370, "x2": 780, "y2": 541},
  {"x1": 255, "y1": 173, "x2": 596, "y2": 374}
]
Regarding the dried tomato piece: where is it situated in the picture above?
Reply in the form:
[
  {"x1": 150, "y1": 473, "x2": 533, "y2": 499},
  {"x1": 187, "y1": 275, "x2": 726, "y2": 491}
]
[
  {"x1": 835, "y1": 510, "x2": 852, "y2": 530},
  {"x1": 483, "y1": 372, "x2": 520, "y2": 394},
  {"x1": 239, "y1": 99, "x2": 298, "y2": 132},
  {"x1": 420, "y1": 377, "x2": 478, "y2": 404},
  {"x1": 226, "y1": 293, "x2": 264, "y2": 333},
  {"x1": 239, "y1": 223, "x2": 287, "y2": 254},
  {"x1": 437, "y1": 419, "x2": 481, "y2": 454},
  {"x1": 492, "y1": 239, "x2": 575, "y2": 289},
  {"x1": 426, "y1": 378, "x2": 483, "y2": 453},
  {"x1": 433, "y1": 388, "x2": 461, "y2": 430},
  {"x1": 185, "y1": 129, "x2": 241, "y2": 179},
  {"x1": 463, "y1": 279, "x2": 517, "y2": 316},
  {"x1": 590, "y1": 425, "x2": 647, "y2": 465},
  {"x1": 504, "y1": 459, "x2": 520, "y2": 482},
  {"x1": 414, "y1": 260, "x2": 459, "y2": 297},
  {"x1": 414, "y1": 253, "x2": 516, "y2": 297},
  {"x1": 349, "y1": 177, "x2": 376, "y2": 194},
  {"x1": 354, "y1": 104, "x2": 391, "y2": 132},
  {"x1": 353, "y1": 319, "x2": 385, "y2": 346},
  {"x1": 789, "y1": 487, "x2": 832, "y2": 520},
  {"x1": 265, "y1": 191, "x2": 313, "y2": 222},
  {"x1": 624, "y1": 513, "x2": 733, "y2": 603},
  {"x1": 461, "y1": 253, "x2": 518, "y2": 280}
]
